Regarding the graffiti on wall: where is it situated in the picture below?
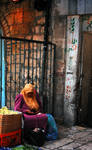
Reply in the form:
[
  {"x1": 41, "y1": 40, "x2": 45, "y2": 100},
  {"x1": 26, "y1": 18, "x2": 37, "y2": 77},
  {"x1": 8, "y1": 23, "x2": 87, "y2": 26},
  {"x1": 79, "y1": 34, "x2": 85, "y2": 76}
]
[
  {"x1": 70, "y1": 18, "x2": 75, "y2": 33},
  {"x1": 67, "y1": 39, "x2": 77, "y2": 52},
  {"x1": 65, "y1": 74, "x2": 72, "y2": 99},
  {"x1": 65, "y1": 16, "x2": 79, "y2": 101}
]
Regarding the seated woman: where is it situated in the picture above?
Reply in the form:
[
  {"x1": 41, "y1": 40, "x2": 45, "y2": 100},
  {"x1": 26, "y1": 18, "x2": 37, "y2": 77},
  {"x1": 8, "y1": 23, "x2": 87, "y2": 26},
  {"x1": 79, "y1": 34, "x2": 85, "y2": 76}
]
[
  {"x1": 14, "y1": 83, "x2": 58, "y2": 145},
  {"x1": 14, "y1": 83, "x2": 48, "y2": 130}
]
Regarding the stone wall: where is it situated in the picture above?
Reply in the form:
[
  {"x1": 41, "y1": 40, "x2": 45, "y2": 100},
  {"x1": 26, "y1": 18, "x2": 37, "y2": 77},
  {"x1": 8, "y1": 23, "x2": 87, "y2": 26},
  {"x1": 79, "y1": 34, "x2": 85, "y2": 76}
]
[
  {"x1": 0, "y1": 0, "x2": 45, "y2": 40},
  {"x1": 49, "y1": 1, "x2": 67, "y2": 120}
]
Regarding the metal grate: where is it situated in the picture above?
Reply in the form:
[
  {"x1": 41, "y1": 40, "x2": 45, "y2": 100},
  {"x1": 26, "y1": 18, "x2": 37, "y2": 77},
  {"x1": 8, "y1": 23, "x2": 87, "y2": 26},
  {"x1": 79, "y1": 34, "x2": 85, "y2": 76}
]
[{"x1": 0, "y1": 36, "x2": 55, "y2": 114}]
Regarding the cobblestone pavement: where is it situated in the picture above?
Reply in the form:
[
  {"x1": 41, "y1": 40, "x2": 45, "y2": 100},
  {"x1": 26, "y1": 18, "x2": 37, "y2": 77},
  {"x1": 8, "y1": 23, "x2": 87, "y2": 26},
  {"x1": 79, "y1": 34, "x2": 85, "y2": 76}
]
[{"x1": 40, "y1": 125, "x2": 92, "y2": 150}]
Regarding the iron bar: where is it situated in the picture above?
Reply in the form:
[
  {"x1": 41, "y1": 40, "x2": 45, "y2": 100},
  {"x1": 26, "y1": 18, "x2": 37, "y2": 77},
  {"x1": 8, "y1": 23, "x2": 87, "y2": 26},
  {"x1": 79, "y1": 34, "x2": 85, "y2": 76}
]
[
  {"x1": 1, "y1": 36, "x2": 55, "y2": 45},
  {"x1": 14, "y1": 40, "x2": 17, "y2": 101},
  {"x1": 23, "y1": 41, "x2": 26, "y2": 86},
  {"x1": 19, "y1": 41, "x2": 21, "y2": 92},
  {"x1": 27, "y1": 42, "x2": 30, "y2": 83},
  {"x1": 10, "y1": 40, "x2": 12, "y2": 108},
  {"x1": 0, "y1": 39, "x2": 2, "y2": 107},
  {"x1": 39, "y1": 43, "x2": 41, "y2": 95},
  {"x1": 35, "y1": 43, "x2": 38, "y2": 90},
  {"x1": 32, "y1": 42, "x2": 34, "y2": 84},
  {"x1": 5, "y1": 40, "x2": 7, "y2": 106}
]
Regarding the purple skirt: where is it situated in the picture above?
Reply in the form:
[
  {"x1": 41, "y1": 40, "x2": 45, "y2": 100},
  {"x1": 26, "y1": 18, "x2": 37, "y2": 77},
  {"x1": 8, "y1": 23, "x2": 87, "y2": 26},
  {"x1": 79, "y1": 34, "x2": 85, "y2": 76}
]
[{"x1": 24, "y1": 113, "x2": 48, "y2": 131}]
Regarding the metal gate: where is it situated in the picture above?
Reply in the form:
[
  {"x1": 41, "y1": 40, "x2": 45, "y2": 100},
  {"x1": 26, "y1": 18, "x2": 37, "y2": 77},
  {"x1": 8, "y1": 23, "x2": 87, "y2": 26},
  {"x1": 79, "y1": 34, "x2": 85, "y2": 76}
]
[{"x1": 0, "y1": 36, "x2": 55, "y2": 114}]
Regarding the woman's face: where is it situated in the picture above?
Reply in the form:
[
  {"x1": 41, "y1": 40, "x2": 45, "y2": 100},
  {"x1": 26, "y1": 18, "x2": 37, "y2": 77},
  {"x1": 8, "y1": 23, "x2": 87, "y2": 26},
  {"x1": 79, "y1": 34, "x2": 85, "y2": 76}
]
[{"x1": 27, "y1": 92, "x2": 34, "y2": 97}]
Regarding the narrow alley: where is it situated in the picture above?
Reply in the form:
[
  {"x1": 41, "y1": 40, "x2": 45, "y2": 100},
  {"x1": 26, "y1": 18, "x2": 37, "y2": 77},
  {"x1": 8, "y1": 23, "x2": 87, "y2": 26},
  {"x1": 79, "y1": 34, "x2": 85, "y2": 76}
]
[{"x1": 41, "y1": 125, "x2": 92, "y2": 150}]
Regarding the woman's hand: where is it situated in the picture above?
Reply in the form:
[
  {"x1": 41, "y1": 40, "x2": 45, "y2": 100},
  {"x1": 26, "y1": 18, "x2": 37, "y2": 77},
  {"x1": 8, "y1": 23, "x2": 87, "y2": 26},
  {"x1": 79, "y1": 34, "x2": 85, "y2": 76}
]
[
  {"x1": 25, "y1": 109, "x2": 34, "y2": 114},
  {"x1": 25, "y1": 109, "x2": 41, "y2": 115}
]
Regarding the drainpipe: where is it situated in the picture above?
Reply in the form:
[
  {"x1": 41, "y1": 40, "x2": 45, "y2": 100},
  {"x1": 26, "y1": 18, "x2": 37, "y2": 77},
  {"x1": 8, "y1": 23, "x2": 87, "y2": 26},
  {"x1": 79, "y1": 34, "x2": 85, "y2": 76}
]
[{"x1": 41, "y1": 0, "x2": 52, "y2": 113}]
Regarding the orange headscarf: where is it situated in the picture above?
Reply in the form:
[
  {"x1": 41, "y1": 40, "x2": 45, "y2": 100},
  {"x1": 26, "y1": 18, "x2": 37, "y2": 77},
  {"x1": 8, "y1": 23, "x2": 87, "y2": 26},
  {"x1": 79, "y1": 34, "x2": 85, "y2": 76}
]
[{"x1": 21, "y1": 84, "x2": 39, "y2": 111}]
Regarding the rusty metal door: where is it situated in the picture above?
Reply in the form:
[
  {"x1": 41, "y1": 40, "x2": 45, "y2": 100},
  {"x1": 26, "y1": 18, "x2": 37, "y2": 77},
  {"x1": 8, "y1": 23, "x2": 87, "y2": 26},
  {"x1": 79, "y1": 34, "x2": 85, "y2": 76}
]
[
  {"x1": 0, "y1": 36, "x2": 55, "y2": 114},
  {"x1": 80, "y1": 32, "x2": 92, "y2": 124}
]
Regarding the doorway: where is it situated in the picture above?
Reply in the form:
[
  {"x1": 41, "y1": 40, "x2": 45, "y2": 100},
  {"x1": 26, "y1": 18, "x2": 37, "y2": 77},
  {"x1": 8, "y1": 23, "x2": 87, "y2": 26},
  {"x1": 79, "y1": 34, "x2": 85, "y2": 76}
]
[{"x1": 79, "y1": 32, "x2": 92, "y2": 126}]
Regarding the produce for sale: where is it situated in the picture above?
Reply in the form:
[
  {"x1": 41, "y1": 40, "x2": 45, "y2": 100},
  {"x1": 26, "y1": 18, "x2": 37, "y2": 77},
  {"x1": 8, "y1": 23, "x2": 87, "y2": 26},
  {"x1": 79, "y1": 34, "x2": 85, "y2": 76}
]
[{"x1": 0, "y1": 106, "x2": 18, "y2": 115}]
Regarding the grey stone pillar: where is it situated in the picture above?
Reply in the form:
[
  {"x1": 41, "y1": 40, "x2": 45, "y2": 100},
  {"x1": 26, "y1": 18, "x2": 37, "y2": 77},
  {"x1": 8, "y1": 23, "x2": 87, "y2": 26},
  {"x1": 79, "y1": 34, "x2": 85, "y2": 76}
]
[{"x1": 64, "y1": 16, "x2": 79, "y2": 126}]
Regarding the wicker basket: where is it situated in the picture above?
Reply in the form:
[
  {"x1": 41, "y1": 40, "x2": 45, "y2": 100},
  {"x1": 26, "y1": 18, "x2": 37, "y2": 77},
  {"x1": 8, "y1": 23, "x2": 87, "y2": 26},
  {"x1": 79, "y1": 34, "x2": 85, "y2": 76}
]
[{"x1": 0, "y1": 112, "x2": 22, "y2": 134}]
